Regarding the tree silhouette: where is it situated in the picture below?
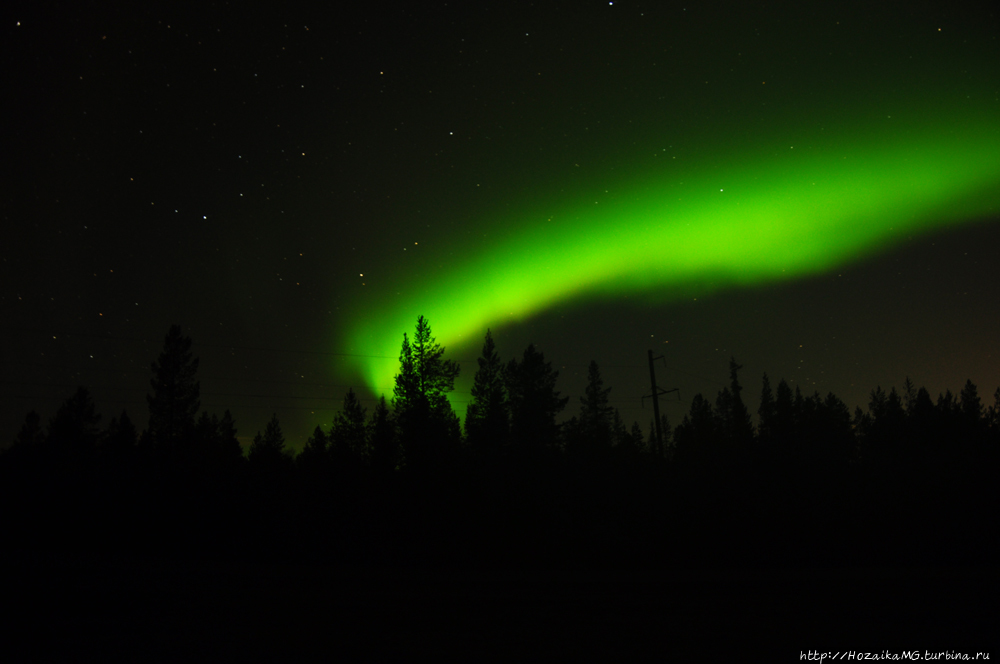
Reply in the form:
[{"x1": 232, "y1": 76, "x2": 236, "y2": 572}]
[
  {"x1": 988, "y1": 387, "x2": 1000, "y2": 442},
  {"x1": 648, "y1": 413, "x2": 672, "y2": 459},
  {"x1": 147, "y1": 325, "x2": 200, "y2": 450},
  {"x1": 218, "y1": 410, "x2": 242, "y2": 461},
  {"x1": 297, "y1": 425, "x2": 329, "y2": 469},
  {"x1": 14, "y1": 410, "x2": 45, "y2": 448},
  {"x1": 392, "y1": 316, "x2": 461, "y2": 467},
  {"x1": 505, "y1": 343, "x2": 568, "y2": 454},
  {"x1": 622, "y1": 420, "x2": 645, "y2": 455},
  {"x1": 48, "y1": 386, "x2": 101, "y2": 453},
  {"x1": 367, "y1": 395, "x2": 398, "y2": 472},
  {"x1": 714, "y1": 358, "x2": 753, "y2": 451},
  {"x1": 331, "y1": 388, "x2": 368, "y2": 463},
  {"x1": 570, "y1": 360, "x2": 614, "y2": 456},
  {"x1": 249, "y1": 413, "x2": 287, "y2": 466},
  {"x1": 189, "y1": 409, "x2": 242, "y2": 466},
  {"x1": 104, "y1": 409, "x2": 138, "y2": 456},
  {"x1": 959, "y1": 379, "x2": 985, "y2": 444},
  {"x1": 757, "y1": 373, "x2": 776, "y2": 447},
  {"x1": 673, "y1": 393, "x2": 715, "y2": 465},
  {"x1": 465, "y1": 329, "x2": 509, "y2": 454}
]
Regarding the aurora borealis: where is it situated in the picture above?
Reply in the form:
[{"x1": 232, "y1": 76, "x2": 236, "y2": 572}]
[
  {"x1": 342, "y1": 105, "x2": 1000, "y2": 395},
  {"x1": 3, "y1": 0, "x2": 999, "y2": 447}
]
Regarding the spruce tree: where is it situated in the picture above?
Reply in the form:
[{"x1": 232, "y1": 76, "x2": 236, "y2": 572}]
[
  {"x1": 147, "y1": 325, "x2": 200, "y2": 450},
  {"x1": 14, "y1": 411, "x2": 45, "y2": 448},
  {"x1": 298, "y1": 425, "x2": 329, "y2": 469},
  {"x1": 576, "y1": 360, "x2": 614, "y2": 453},
  {"x1": 505, "y1": 343, "x2": 568, "y2": 453},
  {"x1": 104, "y1": 409, "x2": 138, "y2": 454},
  {"x1": 367, "y1": 395, "x2": 397, "y2": 472},
  {"x1": 249, "y1": 413, "x2": 286, "y2": 465},
  {"x1": 48, "y1": 386, "x2": 101, "y2": 452},
  {"x1": 331, "y1": 388, "x2": 368, "y2": 462},
  {"x1": 392, "y1": 316, "x2": 460, "y2": 466},
  {"x1": 465, "y1": 329, "x2": 508, "y2": 453},
  {"x1": 218, "y1": 410, "x2": 242, "y2": 461},
  {"x1": 723, "y1": 357, "x2": 753, "y2": 447},
  {"x1": 757, "y1": 373, "x2": 776, "y2": 445}
]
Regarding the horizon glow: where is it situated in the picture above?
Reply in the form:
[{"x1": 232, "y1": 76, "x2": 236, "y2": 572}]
[{"x1": 338, "y1": 107, "x2": 1000, "y2": 397}]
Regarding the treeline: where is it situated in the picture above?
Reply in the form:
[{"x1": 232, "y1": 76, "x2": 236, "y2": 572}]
[{"x1": 3, "y1": 319, "x2": 999, "y2": 568}]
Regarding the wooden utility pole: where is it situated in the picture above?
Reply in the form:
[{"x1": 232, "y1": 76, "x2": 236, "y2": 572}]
[{"x1": 643, "y1": 349, "x2": 678, "y2": 457}]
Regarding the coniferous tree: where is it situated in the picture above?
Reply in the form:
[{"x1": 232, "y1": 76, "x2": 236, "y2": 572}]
[
  {"x1": 465, "y1": 329, "x2": 509, "y2": 454},
  {"x1": 903, "y1": 377, "x2": 918, "y2": 413},
  {"x1": 392, "y1": 316, "x2": 460, "y2": 467},
  {"x1": 626, "y1": 421, "x2": 646, "y2": 455},
  {"x1": 218, "y1": 410, "x2": 242, "y2": 461},
  {"x1": 571, "y1": 360, "x2": 614, "y2": 456},
  {"x1": 909, "y1": 386, "x2": 935, "y2": 436},
  {"x1": 14, "y1": 410, "x2": 45, "y2": 448},
  {"x1": 104, "y1": 409, "x2": 138, "y2": 455},
  {"x1": 505, "y1": 344, "x2": 568, "y2": 453},
  {"x1": 959, "y1": 380, "x2": 983, "y2": 443},
  {"x1": 249, "y1": 413, "x2": 286, "y2": 465},
  {"x1": 673, "y1": 393, "x2": 716, "y2": 465},
  {"x1": 331, "y1": 388, "x2": 368, "y2": 463},
  {"x1": 722, "y1": 358, "x2": 753, "y2": 447},
  {"x1": 988, "y1": 387, "x2": 1000, "y2": 440},
  {"x1": 367, "y1": 395, "x2": 398, "y2": 472},
  {"x1": 147, "y1": 325, "x2": 200, "y2": 450},
  {"x1": 297, "y1": 425, "x2": 329, "y2": 469},
  {"x1": 194, "y1": 411, "x2": 220, "y2": 451},
  {"x1": 48, "y1": 386, "x2": 101, "y2": 452},
  {"x1": 648, "y1": 413, "x2": 672, "y2": 459},
  {"x1": 611, "y1": 408, "x2": 627, "y2": 448},
  {"x1": 757, "y1": 373, "x2": 776, "y2": 446},
  {"x1": 772, "y1": 378, "x2": 795, "y2": 458}
]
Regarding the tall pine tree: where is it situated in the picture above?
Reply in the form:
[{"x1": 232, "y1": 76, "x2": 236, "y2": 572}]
[
  {"x1": 465, "y1": 329, "x2": 509, "y2": 454},
  {"x1": 147, "y1": 325, "x2": 200, "y2": 450},
  {"x1": 392, "y1": 316, "x2": 460, "y2": 467},
  {"x1": 505, "y1": 343, "x2": 568, "y2": 454}
]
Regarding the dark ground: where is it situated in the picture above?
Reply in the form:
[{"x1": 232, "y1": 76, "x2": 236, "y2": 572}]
[{"x1": 5, "y1": 552, "x2": 997, "y2": 661}]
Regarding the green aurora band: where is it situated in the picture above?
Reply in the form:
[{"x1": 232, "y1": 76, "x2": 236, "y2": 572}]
[{"x1": 339, "y1": 107, "x2": 1000, "y2": 397}]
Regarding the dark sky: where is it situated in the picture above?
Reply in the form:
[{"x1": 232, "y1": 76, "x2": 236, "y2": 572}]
[{"x1": 4, "y1": 0, "x2": 999, "y2": 450}]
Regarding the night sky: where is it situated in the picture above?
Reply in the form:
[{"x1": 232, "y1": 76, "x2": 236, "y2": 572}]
[{"x1": 4, "y1": 0, "x2": 999, "y2": 451}]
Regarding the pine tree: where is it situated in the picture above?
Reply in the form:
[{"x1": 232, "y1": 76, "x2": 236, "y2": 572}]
[
  {"x1": 48, "y1": 386, "x2": 101, "y2": 452},
  {"x1": 959, "y1": 379, "x2": 983, "y2": 424},
  {"x1": 567, "y1": 360, "x2": 615, "y2": 458},
  {"x1": 14, "y1": 411, "x2": 45, "y2": 448},
  {"x1": 297, "y1": 425, "x2": 329, "y2": 469},
  {"x1": 331, "y1": 388, "x2": 368, "y2": 462},
  {"x1": 987, "y1": 387, "x2": 1000, "y2": 444},
  {"x1": 104, "y1": 409, "x2": 138, "y2": 454},
  {"x1": 218, "y1": 410, "x2": 242, "y2": 461},
  {"x1": 673, "y1": 393, "x2": 715, "y2": 465},
  {"x1": 392, "y1": 316, "x2": 460, "y2": 467},
  {"x1": 651, "y1": 413, "x2": 673, "y2": 459},
  {"x1": 722, "y1": 357, "x2": 753, "y2": 447},
  {"x1": 147, "y1": 325, "x2": 200, "y2": 450},
  {"x1": 757, "y1": 373, "x2": 776, "y2": 445},
  {"x1": 249, "y1": 413, "x2": 286, "y2": 464},
  {"x1": 626, "y1": 421, "x2": 646, "y2": 454},
  {"x1": 505, "y1": 343, "x2": 568, "y2": 453},
  {"x1": 465, "y1": 329, "x2": 509, "y2": 453},
  {"x1": 367, "y1": 395, "x2": 398, "y2": 472}
]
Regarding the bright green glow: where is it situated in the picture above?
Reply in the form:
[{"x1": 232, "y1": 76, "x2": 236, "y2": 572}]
[{"x1": 339, "y1": 108, "x2": 1000, "y2": 395}]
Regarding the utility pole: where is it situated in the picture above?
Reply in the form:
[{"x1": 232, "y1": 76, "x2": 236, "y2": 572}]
[{"x1": 642, "y1": 349, "x2": 678, "y2": 457}]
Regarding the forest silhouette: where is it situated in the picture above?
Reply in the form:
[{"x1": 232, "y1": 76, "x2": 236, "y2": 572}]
[
  {"x1": 5, "y1": 320, "x2": 998, "y2": 570},
  {"x1": 4, "y1": 321, "x2": 999, "y2": 658}
]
